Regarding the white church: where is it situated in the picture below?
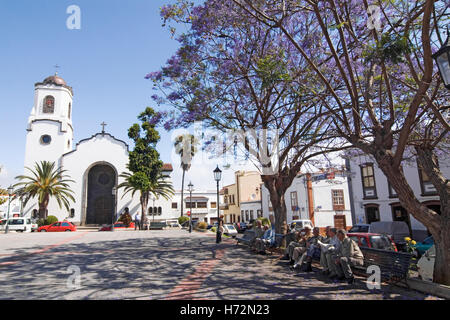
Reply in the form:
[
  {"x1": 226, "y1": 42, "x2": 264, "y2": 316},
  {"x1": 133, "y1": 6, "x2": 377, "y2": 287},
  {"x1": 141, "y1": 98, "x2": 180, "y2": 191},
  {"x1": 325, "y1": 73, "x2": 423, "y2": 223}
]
[{"x1": 22, "y1": 73, "x2": 177, "y2": 226}]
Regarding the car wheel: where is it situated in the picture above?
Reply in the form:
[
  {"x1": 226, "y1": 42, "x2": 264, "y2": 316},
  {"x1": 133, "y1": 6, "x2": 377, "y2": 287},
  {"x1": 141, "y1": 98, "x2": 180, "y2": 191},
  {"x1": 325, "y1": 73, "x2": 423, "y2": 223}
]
[
  {"x1": 40, "y1": 230, "x2": 46, "y2": 232},
  {"x1": 65, "y1": 229, "x2": 72, "y2": 232}
]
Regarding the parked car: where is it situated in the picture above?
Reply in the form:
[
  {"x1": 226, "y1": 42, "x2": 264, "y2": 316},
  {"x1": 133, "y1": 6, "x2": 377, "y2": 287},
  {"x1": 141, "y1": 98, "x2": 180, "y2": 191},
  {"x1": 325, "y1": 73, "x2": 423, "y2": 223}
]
[
  {"x1": 369, "y1": 221, "x2": 410, "y2": 251},
  {"x1": 223, "y1": 224, "x2": 238, "y2": 238},
  {"x1": 348, "y1": 232, "x2": 398, "y2": 251},
  {"x1": 417, "y1": 245, "x2": 435, "y2": 282},
  {"x1": 0, "y1": 217, "x2": 33, "y2": 233},
  {"x1": 99, "y1": 222, "x2": 135, "y2": 231},
  {"x1": 290, "y1": 219, "x2": 314, "y2": 231},
  {"x1": 414, "y1": 236, "x2": 434, "y2": 258},
  {"x1": 348, "y1": 224, "x2": 370, "y2": 233},
  {"x1": 38, "y1": 221, "x2": 77, "y2": 232},
  {"x1": 234, "y1": 222, "x2": 248, "y2": 233}
]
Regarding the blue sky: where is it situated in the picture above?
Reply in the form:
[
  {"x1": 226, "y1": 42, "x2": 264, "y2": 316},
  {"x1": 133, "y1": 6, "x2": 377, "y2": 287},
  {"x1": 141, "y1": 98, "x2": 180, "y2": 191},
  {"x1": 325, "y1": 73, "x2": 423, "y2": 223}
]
[{"x1": 0, "y1": 0, "x2": 253, "y2": 190}]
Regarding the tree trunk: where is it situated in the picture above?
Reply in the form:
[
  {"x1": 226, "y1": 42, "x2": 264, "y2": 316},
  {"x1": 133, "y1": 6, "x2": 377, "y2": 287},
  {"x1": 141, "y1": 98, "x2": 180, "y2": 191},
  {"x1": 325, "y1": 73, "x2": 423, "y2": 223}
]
[
  {"x1": 415, "y1": 147, "x2": 450, "y2": 284},
  {"x1": 38, "y1": 194, "x2": 50, "y2": 219},
  {"x1": 181, "y1": 168, "x2": 185, "y2": 217},
  {"x1": 262, "y1": 175, "x2": 293, "y2": 247},
  {"x1": 140, "y1": 192, "x2": 149, "y2": 230},
  {"x1": 375, "y1": 152, "x2": 449, "y2": 285}
]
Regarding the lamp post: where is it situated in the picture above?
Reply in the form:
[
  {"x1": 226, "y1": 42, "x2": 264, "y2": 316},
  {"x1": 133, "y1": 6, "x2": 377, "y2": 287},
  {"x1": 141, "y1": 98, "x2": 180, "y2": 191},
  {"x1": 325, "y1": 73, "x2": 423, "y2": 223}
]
[
  {"x1": 188, "y1": 182, "x2": 194, "y2": 233},
  {"x1": 213, "y1": 166, "x2": 222, "y2": 244},
  {"x1": 111, "y1": 186, "x2": 116, "y2": 232},
  {"x1": 4, "y1": 186, "x2": 14, "y2": 234},
  {"x1": 151, "y1": 195, "x2": 156, "y2": 223},
  {"x1": 432, "y1": 27, "x2": 450, "y2": 90}
]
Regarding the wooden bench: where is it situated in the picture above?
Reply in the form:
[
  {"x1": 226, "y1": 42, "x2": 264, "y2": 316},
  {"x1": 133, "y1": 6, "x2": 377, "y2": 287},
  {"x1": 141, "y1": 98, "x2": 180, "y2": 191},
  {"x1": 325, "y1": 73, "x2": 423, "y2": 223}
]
[
  {"x1": 311, "y1": 247, "x2": 412, "y2": 286},
  {"x1": 355, "y1": 247, "x2": 413, "y2": 285},
  {"x1": 149, "y1": 222, "x2": 167, "y2": 230},
  {"x1": 236, "y1": 230, "x2": 256, "y2": 246}
]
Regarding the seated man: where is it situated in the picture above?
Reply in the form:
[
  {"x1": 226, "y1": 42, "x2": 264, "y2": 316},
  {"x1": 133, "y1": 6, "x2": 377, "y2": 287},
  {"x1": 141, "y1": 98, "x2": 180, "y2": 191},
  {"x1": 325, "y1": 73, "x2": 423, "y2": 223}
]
[
  {"x1": 288, "y1": 226, "x2": 313, "y2": 266},
  {"x1": 281, "y1": 230, "x2": 302, "y2": 261},
  {"x1": 293, "y1": 227, "x2": 324, "y2": 272},
  {"x1": 329, "y1": 229, "x2": 364, "y2": 284},
  {"x1": 254, "y1": 215, "x2": 276, "y2": 255},
  {"x1": 250, "y1": 220, "x2": 265, "y2": 251},
  {"x1": 317, "y1": 227, "x2": 340, "y2": 275}
]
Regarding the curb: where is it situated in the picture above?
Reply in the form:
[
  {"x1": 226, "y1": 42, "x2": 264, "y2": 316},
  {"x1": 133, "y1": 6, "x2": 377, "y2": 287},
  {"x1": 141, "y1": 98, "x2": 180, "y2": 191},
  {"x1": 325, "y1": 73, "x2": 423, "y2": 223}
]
[{"x1": 406, "y1": 278, "x2": 450, "y2": 299}]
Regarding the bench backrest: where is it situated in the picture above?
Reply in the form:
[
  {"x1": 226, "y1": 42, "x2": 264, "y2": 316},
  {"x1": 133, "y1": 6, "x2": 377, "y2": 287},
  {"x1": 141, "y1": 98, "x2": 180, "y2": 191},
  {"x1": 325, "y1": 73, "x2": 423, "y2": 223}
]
[
  {"x1": 360, "y1": 247, "x2": 412, "y2": 279},
  {"x1": 150, "y1": 222, "x2": 167, "y2": 227},
  {"x1": 243, "y1": 230, "x2": 255, "y2": 240}
]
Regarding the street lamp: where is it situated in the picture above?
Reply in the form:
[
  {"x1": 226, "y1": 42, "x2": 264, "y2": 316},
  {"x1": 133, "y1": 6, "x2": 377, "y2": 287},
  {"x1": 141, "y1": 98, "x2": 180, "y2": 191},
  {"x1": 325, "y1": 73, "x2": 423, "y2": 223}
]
[
  {"x1": 111, "y1": 186, "x2": 116, "y2": 232},
  {"x1": 433, "y1": 27, "x2": 450, "y2": 90},
  {"x1": 4, "y1": 186, "x2": 14, "y2": 234},
  {"x1": 188, "y1": 182, "x2": 194, "y2": 233},
  {"x1": 213, "y1": 166, "x2": 222, "y2": 244},
  {"x1": 151, "y1": 195, "x2": 157, "y2": 224}
]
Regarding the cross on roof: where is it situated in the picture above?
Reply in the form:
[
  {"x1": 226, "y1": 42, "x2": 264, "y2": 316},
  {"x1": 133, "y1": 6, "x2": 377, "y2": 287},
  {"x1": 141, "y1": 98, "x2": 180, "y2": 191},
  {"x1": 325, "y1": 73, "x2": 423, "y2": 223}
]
[
  {"x1": 54, "y1": 64, "x2": 60, "y2": 75},
  {"x1": 101, "y1": 122, "x2": 107, "y2": 133}
]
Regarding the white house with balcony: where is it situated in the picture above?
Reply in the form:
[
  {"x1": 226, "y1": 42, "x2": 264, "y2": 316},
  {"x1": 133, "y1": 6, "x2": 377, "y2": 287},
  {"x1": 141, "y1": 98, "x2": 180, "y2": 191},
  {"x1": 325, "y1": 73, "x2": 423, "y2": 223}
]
[
  {"x1": 261, "y1": 170, "x2": 353, "y2": 230},
  {"x1": 345, "y1": 152, "x2": 448, "y2": 241},
  {"x1": 167, "y1": 190, "x2": 220, "y2": 224}
]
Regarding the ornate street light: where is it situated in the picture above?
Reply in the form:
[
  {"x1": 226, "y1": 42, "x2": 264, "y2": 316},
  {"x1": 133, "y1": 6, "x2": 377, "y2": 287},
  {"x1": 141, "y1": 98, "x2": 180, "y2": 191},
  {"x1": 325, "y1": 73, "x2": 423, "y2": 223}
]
[
  {"x1": 433, "y1": 27, "x2": 450, "y2": 90},
  {"x1": 213, "y1": 166, "x2": 222, "y2": 244},
  {"x1": 111, "y1": 186, "x2": 116, "y2": 232},
  {"x1": 4, "y1": 186, "x2": 14, "y2": 234},
  {"x1": 188, "y1": 182, "x2": 194, "y2": 233}
]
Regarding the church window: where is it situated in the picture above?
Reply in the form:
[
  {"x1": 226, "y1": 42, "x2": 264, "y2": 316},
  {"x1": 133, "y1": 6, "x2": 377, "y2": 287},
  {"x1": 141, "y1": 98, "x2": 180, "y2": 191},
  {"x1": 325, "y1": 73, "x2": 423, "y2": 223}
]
[
  {"x1": 43, "y1": 96, "x2": 55, "y2": 114},
  {"x1": 68, "y1": 103, "x2": 71, "y2": 119},
  {"x1": 40, "y1": 135, "x2": 52, "y2": 145}
]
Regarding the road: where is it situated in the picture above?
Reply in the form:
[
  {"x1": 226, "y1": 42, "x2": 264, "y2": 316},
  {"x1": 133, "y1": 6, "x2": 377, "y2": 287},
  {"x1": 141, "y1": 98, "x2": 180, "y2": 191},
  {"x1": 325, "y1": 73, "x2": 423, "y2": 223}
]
[{"x1": 0, "y1": 229, "x2": 438, "y2": 300}]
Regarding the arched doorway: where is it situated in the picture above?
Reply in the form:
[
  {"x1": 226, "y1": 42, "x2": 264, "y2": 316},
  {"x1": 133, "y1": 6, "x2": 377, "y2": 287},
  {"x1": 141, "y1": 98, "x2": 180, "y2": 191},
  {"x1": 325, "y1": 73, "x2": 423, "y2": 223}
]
[{"x1": 85, "y1": 164, "x2": 116, "y2": 225}]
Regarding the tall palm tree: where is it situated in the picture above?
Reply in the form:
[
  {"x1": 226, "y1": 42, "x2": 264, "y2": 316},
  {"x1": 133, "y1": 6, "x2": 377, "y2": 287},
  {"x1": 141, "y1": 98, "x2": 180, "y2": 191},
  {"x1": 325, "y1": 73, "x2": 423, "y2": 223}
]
[
  {"x1": 13, "y1": 161, "x2": 75, "y2": 219},
  {"x1": 174, "y1": 134, "x2": 198, "y2": 217},
  {"x1": 118, "y1": 171, "x2": 175, "y2": 227}
]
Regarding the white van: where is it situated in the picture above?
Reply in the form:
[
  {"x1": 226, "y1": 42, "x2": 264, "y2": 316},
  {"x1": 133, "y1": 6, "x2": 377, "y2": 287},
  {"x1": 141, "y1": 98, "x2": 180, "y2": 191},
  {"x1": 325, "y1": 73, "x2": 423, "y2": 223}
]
[
  {"x1": 0, "y1": 218, "x2": 33, "y2": 233},
  {"x1": 290, "y1": 219, "x2": 314, "y2": 231}
]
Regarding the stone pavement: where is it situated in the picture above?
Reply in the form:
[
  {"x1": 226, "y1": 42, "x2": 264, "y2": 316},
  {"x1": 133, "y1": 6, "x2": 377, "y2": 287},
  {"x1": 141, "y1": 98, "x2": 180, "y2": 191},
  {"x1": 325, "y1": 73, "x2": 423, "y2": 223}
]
[{"x1": 0, "y1": 230, "x2": 439, "y2": 300}]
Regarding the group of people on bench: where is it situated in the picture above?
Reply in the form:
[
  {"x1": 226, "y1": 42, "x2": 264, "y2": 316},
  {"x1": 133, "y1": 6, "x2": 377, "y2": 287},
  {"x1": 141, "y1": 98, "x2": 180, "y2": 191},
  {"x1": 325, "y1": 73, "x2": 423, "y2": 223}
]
[
  {"x1": 248, "y1": 218, "x2": 364, "y2": 285},
  {"x1": 283, "y1": 226, "x2": 364, "y2": 284}
]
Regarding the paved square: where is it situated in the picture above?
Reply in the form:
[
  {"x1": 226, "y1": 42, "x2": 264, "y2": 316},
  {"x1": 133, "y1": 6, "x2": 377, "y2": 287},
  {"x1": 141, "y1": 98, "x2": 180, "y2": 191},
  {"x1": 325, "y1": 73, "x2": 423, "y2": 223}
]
[{"x1": 0, "y1": 230, "x2": 438, "y2": 300}]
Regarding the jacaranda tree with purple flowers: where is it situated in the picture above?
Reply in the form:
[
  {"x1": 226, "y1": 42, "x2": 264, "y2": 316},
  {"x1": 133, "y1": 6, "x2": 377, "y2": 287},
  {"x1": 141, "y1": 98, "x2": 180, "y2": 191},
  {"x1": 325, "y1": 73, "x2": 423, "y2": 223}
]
[
  {"x1": 231, "y1": 0, "x2": 450, "y2": 284},
  {"x1": 147, "y1": 0, "x2": 349, "y2": 238}
]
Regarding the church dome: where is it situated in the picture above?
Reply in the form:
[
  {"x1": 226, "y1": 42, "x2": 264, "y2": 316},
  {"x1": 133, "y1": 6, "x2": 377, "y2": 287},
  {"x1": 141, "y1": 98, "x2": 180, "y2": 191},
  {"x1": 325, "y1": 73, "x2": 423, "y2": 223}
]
[
  {"x1": 42, "y1": 75, "x2": 67, "y2": 86},
  {"x1": 35, "y1": 73, "x2": 73, "y2": 95}
]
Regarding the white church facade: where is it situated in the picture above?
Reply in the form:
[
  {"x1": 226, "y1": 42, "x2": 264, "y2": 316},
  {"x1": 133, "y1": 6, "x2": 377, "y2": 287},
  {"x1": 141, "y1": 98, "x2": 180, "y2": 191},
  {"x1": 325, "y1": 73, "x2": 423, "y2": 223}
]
[{"x1": 22, "y1": 74, "x2": 175, "y2": 225}]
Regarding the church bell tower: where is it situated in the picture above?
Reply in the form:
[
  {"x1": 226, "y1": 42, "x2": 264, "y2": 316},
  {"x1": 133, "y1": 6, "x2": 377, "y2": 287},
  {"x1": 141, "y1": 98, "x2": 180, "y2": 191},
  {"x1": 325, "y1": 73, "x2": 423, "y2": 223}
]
[{"x1": 24, "y1": 74, "x2": 74, "y2": 170}]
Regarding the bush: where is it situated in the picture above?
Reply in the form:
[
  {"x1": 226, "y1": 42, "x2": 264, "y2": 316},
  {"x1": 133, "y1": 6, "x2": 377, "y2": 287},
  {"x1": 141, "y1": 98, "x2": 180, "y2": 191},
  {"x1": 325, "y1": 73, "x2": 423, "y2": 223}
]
[
  {"x1": 118, "y1": 212, "x2": 132, "y2": 227},
  {"x1": 210, "y1": 227, "x2": 217, "y2": 233},
  {"x1": 46, "y1": 215, "x2": 58, "y2": 225},
  {"x1": 197, "y1": 221, "x2": 208, "y2": 230},
  {"x1": 37, "y1": 218, "x2": 47, "y2": 227},
  {"x1": 178, "y1": 216, "x2": 189, "y2": 225}
]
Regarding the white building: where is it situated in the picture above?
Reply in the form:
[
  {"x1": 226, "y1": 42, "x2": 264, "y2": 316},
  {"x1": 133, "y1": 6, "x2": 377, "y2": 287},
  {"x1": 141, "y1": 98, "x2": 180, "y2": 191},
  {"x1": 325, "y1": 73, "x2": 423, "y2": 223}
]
[
  {"x1": 345, "y1": 153, "x2": 448, "y2": 241},
  {"x1": 21, "y1": 74, "x2": 173, "y2": 225},
  {"x1": 0, "y1": 196, "x2": 22, "y2": 219},
  {"x1": 261, "y1": 171, "x2": 353, "y2": 230},
  {"x1": 168, "y1": 190, "x2": 220, "y2": 224},
  {"x1": 240, "y1": 200, "x2": 263, "y2": 222}
]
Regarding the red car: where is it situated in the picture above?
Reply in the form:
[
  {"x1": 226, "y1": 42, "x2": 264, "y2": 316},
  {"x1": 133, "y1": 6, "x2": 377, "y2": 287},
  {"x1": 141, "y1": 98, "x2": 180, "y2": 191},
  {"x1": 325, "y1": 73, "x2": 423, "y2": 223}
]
[
  {"x1": 99, "y1": 222, "x2": 135, "y2": 231},
  {"x1": 38, "y1": 221, "x2": 77, "y2": 232},
  {"x1": 348, "y1": 232, "x2": 398, "y2": 252}
]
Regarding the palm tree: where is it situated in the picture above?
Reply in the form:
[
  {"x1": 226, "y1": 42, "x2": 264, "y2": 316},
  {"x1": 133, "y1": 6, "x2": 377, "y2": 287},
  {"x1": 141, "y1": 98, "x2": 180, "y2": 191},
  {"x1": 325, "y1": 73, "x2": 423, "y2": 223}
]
[
  {"x1": 174, "y1": 134, "x2": 198, "y2": 217},
  {"x1": 118, "y1": 171, "x2": 174, "y2": 228},
  {"x1": 13, "y1": 161, "x2": 75, "y2": 219}
]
